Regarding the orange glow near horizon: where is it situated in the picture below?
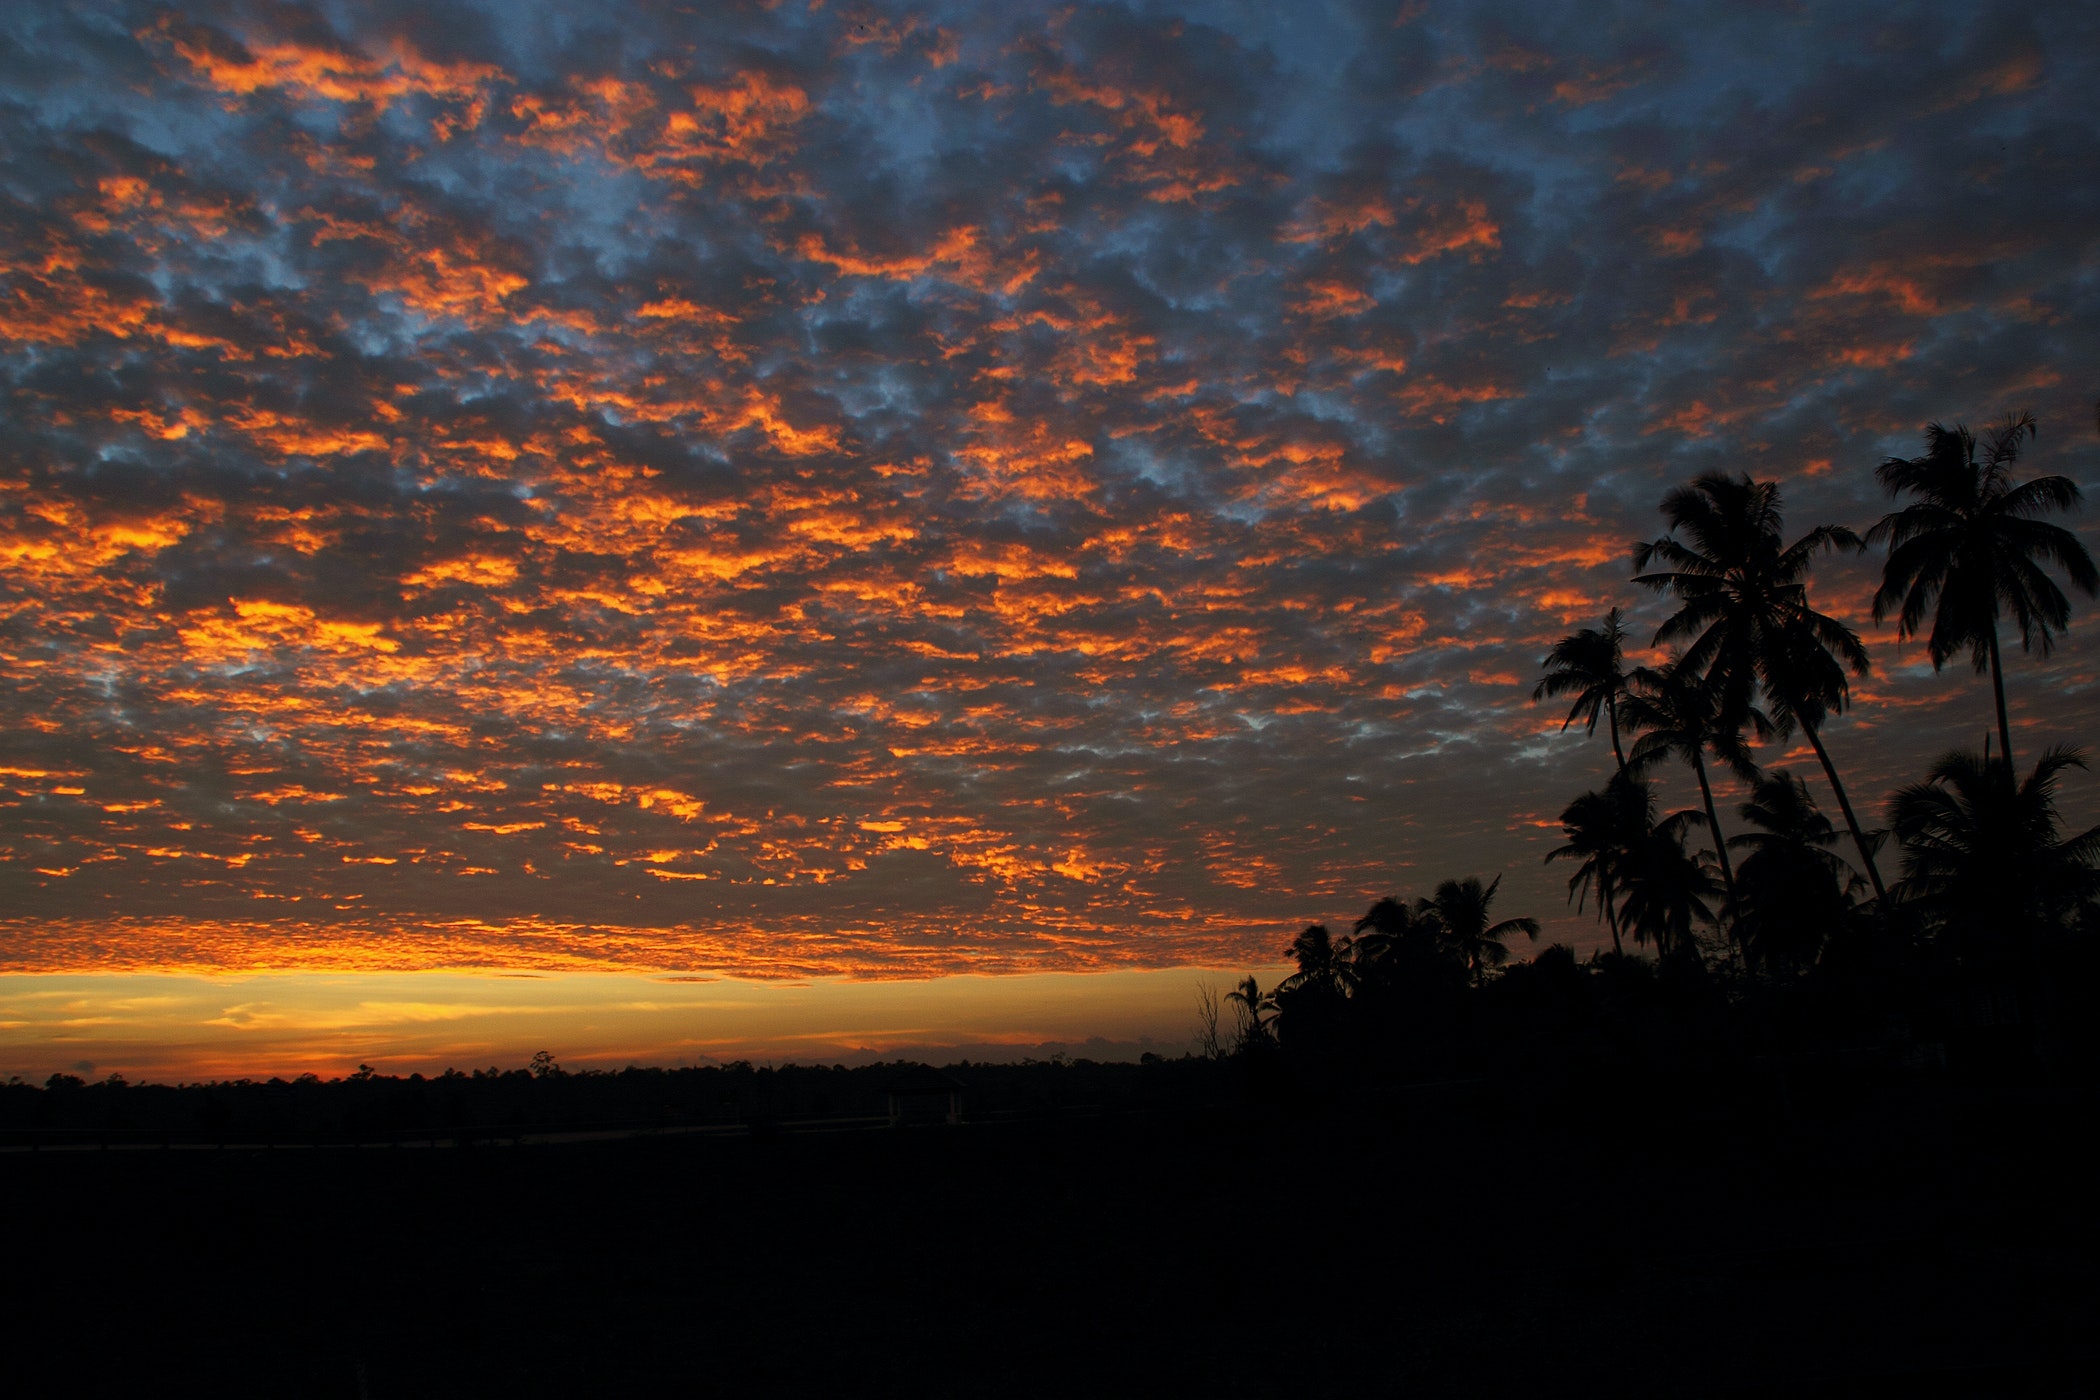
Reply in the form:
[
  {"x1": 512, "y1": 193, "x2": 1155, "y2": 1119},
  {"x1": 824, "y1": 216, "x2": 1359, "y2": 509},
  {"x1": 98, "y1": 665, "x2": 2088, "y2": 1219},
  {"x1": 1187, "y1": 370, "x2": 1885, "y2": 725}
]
[{"x1": 0, "y1": 965, "x2": 1288, "y2": 1084}]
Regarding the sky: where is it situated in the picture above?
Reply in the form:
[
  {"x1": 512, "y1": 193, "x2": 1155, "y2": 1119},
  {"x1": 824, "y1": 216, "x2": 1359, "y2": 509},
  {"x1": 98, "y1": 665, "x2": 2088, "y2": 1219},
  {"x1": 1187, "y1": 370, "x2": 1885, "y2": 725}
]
[{"x1": 2, "y1": 1, "x2": 2097, "y2": 1075}]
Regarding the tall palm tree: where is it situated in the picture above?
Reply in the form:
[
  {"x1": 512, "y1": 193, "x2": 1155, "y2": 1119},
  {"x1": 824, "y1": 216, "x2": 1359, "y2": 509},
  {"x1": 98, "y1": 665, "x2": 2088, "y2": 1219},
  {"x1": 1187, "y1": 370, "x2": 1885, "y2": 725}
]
[
  {"x1": 1427, "y1": 874, "x2": 1540, "y2": 986},
  {"x1": 1616, "y1": 811, "x2": 1720, "y2": 961},
  {"x1": 1533, "y1": 608, "x2": 1633, "y2": 772},
  {"x1": 1729, "y1": 770, "x2": 1861, "y2": 973},
  {"x1": 1887, "y1": 747, "x2": 2100, "y2": 970},
  {"x1": 1870, "y1": 413, "x2": 2098, "y2": 775},
  {"x1": 1632, "y1": 473, "x2": 1886, "y2": 902},
  {"x1": 1545, "y1": 775, "x2": 1650, "y2": 956},
  {"x1": 1622, "y1": 658, "x2": 1762, "y2": 953}
]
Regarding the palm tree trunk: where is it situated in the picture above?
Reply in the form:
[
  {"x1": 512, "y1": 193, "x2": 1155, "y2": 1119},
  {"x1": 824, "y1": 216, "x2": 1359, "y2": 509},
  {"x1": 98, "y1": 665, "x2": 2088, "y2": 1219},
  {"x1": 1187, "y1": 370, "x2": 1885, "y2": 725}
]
[
  {"x1": 1798, "y1": 716, "x2": 1888, "y2": 904},
  {"x1": 1691, "y1": 752, "x2": 1741, "y2": 956},
  {"x1": 1601, "y1": 873, "x2": 1624, "y2": 956},
  {"x1": 1987, "y1": 624, "x2": 2015, "y2": 780},
  {"x1": 1607, "y1": 696, "x2": 1626, "y2": 773}
]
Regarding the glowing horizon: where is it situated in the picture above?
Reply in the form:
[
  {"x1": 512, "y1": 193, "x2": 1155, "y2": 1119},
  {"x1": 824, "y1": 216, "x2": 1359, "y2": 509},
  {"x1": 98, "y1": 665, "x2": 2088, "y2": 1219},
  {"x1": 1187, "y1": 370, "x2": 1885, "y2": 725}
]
[{"x1": 0, "y1": 964, "x2": 1289, "y2": 1083}]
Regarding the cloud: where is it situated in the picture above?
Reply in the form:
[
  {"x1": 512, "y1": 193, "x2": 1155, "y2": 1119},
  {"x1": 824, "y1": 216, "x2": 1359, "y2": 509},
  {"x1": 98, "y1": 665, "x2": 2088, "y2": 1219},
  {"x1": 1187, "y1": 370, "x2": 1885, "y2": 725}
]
[{"x1": 0, "y1": 0, "x2": 2096, "y2": 978}]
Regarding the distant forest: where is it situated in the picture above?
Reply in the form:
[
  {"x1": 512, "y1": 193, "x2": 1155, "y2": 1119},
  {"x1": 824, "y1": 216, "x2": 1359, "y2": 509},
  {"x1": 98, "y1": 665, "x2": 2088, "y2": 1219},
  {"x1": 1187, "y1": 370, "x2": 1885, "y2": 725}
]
[{"x1": 0, "y1": 1053, "x2": 1209, "y2": 1146}]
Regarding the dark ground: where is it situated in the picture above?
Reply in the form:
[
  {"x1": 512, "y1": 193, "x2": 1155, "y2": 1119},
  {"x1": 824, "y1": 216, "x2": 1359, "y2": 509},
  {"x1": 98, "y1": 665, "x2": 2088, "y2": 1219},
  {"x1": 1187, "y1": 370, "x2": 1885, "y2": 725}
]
[{"x1": 4, "y1": 1073, "x2": 2095, "y2": 1397}]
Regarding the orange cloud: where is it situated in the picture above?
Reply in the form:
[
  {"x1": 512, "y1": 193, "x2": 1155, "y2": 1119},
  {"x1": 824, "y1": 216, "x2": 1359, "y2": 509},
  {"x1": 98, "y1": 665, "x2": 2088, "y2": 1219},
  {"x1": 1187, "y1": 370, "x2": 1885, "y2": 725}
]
[
  {"x1": 156, "y1": 20, "x2": 501, "y2": 118},
  {"x1": 638, "y1": 72, "x2": 810, "y2": 175}
]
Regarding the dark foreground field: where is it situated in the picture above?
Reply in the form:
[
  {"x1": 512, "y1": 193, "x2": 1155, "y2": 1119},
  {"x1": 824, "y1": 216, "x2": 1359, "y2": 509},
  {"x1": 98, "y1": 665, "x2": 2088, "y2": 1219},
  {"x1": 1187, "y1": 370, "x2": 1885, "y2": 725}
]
[{"x1": 5, "y1": 1073, "x2": 2095, "y2": 1398}]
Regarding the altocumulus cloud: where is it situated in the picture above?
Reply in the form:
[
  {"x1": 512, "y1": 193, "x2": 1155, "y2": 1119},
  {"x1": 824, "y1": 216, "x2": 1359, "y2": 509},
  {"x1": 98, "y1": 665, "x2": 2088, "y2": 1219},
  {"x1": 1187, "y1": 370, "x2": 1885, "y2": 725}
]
[{"x1": 1, "y1": 0, "x2": 2096, "y2": 977}]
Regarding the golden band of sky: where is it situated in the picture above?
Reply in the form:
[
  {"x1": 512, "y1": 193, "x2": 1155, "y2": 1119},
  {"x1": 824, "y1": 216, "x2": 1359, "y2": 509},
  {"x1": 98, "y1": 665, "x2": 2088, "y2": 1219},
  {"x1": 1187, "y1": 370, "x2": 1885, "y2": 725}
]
[{"x1": 0, "y1": 964, "x2": 1293, "y2": 1083}]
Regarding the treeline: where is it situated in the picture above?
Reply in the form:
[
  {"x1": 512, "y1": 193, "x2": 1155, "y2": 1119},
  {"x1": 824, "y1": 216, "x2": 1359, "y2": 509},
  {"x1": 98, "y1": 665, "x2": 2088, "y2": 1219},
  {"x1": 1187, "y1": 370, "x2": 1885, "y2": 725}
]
[
  {"x1": 1218, "y1": 413, "x2": 2100, "y2": 1085},
  {"x1": 0, "y1": 1053, "x2": 1215, "y2": 1144},
  {"x1": 1216, "y1": 899, "x2": 2100, "y2": 1093}
]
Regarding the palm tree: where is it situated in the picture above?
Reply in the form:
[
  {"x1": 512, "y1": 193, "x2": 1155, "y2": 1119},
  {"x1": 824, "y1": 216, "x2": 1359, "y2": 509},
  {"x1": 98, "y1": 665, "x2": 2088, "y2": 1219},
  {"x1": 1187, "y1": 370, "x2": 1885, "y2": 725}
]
[
  {"x1": 1271, "y1": 923, "x2": 1357, "y2": 1055},
  {"x1": 1351, "y1": 896, "x2": 1421, "y2": 950},
  {"x1": 1277, "y1": 922, "x2": 1356, "y2": 999},
  {"x1": 1224, "y1": 975, "x2": 1276, "y2": 1052},
  {"x1": 1616, "y1": 812, "x2": 1721, "y2": 961},
  {"x1": 1622, "y1": 659, "x2": 1762, "y2": 953},
  {"x1": 1632, "y1": 473, "x2": 1886, "y2": 902},
  {"x1": 1870, "y1": 413, "x2": 2098, "y2": 775},
  {"x1": 1887, "y1": 747, "x2": 2100, "y2": 970},
  {"x1": 1533, "y1": 607, "x2": 1633, "y2": 771},
  {"x1": 1546, "y1": 775, "x2": 1650, "y2": 956},
  {"x1": 1729, "y1": 770, "x2": 1861, "y2": 973},
  {"x1": 1348, "y1": 894, "x2": 1473, "y2": 1029},
  {"x1": 1350, "y1": 896, "x2": 1442, "y2": 974},
  {"x1": 1426, "y1": 875, "x2": 1540, "y2": 986}
]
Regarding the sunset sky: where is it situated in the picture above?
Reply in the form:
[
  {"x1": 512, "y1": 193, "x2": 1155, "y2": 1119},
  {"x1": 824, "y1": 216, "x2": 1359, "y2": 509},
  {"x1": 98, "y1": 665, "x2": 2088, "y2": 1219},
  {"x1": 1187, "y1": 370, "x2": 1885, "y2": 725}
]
[{"x1": 3, "y1": 1, "x2": 2096, "y2": 1077}]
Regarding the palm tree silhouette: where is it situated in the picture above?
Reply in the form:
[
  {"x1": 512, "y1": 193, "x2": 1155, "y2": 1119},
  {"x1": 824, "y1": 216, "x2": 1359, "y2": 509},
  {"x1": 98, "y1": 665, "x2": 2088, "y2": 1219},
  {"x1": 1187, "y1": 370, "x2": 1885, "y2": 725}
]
[
  {"x1": 1350, "y1": 896, "x2": 1441, "y2": 972},
  {"x1": 1870, "y1": 413, "x2": 2098, "y2": 775},
  {"x1": 1887, "y1": 747, "x2": 2100, "y2": 971},
  {"x1": 1272, "y1": 922, "x2": 1359, "y2": 1055},
  {"x1": 1632, "y1": 472, "x2": 1886, "y2": 902},
  {"x1": 1224, "y1": 975, "x2": 1276, "y2": 1051},
  {"x1": 1351, "y1": 896, "x2": 1420, "y2": 949},
  {"x1": 1426, "y1": 875, "x2": 1540, "y2": 986},
  {"x1": 1546, "y1": 776, "x2": 1650, "y2": 956},
  {"x1": 1729, "y1": 770, "x2": 1861, "y2": 973},
  {"x1": 1622, "y1": 659, "x2": 1762, "y2": 955},
  {"x1": 1615, "y1": 806, "x2": 1718, "y2": 961},
  {"x1": 1277, "y1": 923, "x2": 1356, "y2": 999},
  {"x1": 1533, "y1": 607, "x2": 1633, "y2": 772}
]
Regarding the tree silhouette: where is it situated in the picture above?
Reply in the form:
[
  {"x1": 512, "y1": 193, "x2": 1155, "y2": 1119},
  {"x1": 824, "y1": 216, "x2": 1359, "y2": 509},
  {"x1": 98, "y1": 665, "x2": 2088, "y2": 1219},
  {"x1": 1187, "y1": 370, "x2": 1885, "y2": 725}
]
[
  {"x1": 1622, "y1": 659, "x2": 1762, "y2": 955},
  {"x1": 1729, "y1": 770, "x2": 1860, "y2": 973},
  {"x1": 1351, "y1": 896, "x2": 1424, "y2": 954},
  {"x1": 1632, "y1": 472, "x2": 1886, "y2": 902},
  {"x1": 1533, "y1": 607, "x2": 1633, "y2": 772},
  {"x1": 1546, "y1": 777, "x2": 1650, "y2": 957},
  {"x1": 1225, "y1": 975, "x2": 1277, "y2": 1053},
  {"x1": 1193, "y1": 981, "x2": 1226, "y2": 1060},
  {"x1": 1350, "y1": 896, "x2": 1452, "y2": 982},
  {"x1": 1615, "y1": 807, "x2": 1718, "y2": 961},
  {"x1": 1426, "y1": 875, "x2": 1539, "y2": 986},
  {"x1": 1273, "y1": 923, "x2": 1358, "y2": 1054},
  {"x1": 1277, "y1": 923, "x2": 1356, "y2": 999},
  {"x1": 1870, "y1": 413, "x2": 2098, "y2": 775},
  {"x1": 1887, "y1": 747, "x2": 2100, "y2": 971}
]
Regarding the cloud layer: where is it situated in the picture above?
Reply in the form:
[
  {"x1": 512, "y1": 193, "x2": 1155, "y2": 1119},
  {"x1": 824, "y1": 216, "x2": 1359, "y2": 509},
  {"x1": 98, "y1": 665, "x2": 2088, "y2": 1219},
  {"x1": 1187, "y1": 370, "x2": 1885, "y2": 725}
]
[{"x1": 3, "y1": 0, "x2": 2097, "y2": 976}]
